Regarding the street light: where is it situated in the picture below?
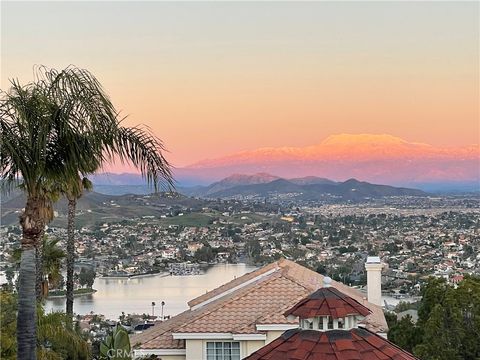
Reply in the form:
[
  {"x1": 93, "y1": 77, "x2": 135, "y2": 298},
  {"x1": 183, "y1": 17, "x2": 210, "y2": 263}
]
[
  {"x1": 161, "y1": 301, "x2": 165, "y2": 320},
  {"x1": 151, "y1": 301, "x2": 156, "y2": 317}
]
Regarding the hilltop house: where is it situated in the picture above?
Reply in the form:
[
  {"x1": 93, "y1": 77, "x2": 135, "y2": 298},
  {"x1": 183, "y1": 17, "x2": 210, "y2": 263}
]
[
  {"x1": 131, "y1": 258, "x2": 387, "y2": 359},
  {"x1": 245, "y1": 276, "x2": 417, "y2": 360}
]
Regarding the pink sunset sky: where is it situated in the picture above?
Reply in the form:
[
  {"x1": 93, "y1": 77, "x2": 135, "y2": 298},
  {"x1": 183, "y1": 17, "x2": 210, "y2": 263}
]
[{"x1": 1, "y1": 2, "x2": 478, "y2": 171}]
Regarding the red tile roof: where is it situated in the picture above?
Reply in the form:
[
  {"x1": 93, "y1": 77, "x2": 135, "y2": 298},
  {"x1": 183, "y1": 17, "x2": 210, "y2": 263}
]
[
  {"x1": 244, "y1": 328, "x2": 419, "y2": 360},
  {"x1": 284, "y1": 286, "x2": 371, "y2": 319}
]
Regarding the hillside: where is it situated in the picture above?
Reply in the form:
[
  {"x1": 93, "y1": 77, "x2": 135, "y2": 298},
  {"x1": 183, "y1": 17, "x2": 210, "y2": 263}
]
[
  {"x1": 181, "y1": 175, "x2": 426, "y2": 200},
  {"x1": 0, "y1": 191, "x2": 208, "y2": 227}
]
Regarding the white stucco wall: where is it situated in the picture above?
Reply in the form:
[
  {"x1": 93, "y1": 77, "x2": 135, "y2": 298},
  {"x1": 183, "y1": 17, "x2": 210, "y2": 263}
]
[
  {"x1": 139, "y1": 330, "x2": 290, "y2": 360},
  {"x1": 185, "y1": 339, "x2": 204, "y2": 359},
  {"x1": 265, "y1": 330, "x2": 285, "y2": 344},
  {"x1": 183, "y1": 338, "x2": 269, "y2": 360},
  {"x1": 243, "y1": 340, "x2": 265, "y2": 356}
]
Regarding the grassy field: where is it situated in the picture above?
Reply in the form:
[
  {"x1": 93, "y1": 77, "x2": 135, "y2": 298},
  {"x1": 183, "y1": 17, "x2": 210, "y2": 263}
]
[
  {"x1": 157, "y1": 213, "x2": 214, "y2": 227},
  {"x1": 1, "y1": 192, "x2": 275, "y2": 229},
  {"x1": 47, "y1": 288, "x2": 97, "y2": 298}
]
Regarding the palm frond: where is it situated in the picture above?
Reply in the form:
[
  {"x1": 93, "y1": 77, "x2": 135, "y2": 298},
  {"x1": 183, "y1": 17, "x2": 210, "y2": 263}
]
[
  {"x1": 37, "y1": 310, "x2": 91, "y2": 360},
  {"x1": 106, "y1": 123, "x2": 174, "y2": 191},
  {"x1": 30, "y1": 66, "x2": 174, "y2": 193}
]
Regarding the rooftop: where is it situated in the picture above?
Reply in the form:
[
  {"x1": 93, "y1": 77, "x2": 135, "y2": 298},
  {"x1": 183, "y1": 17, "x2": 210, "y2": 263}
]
[
  {"x1": 284, "y1": 286, "x2": 371, "y2": 319},
  {"x1": 131, "y1": 259, "x2": 387, "y2": 351},
  {"x1": 244, "y1": 328, "x2": 418, "y2": 360}
]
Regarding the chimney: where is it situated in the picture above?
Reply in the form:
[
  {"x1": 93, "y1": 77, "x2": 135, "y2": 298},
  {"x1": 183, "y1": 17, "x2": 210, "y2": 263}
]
[{"x1": 365, "y1": 256, "x2": 383, "y2": 306}]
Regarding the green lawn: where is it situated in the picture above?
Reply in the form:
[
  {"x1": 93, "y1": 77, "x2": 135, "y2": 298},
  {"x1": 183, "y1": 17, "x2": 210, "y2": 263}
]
[
  {"x1": 157, "y1": 213, "x2": 214, "y2": 227},
  {"x1": 47, "y1": 288, "x2": 96, "y2": 298}
]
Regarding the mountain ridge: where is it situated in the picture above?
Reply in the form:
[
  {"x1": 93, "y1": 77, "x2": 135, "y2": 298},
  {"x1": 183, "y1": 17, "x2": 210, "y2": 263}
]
[
  {"x1": 187, "y1": 134, "x2": 478, "y2": 168},
  {"x1": 176, "y1": 134, "x2": 479, "y2": 185},
  {"x1": 180, "y1": 174, "x2": 427, "y2": 200}
]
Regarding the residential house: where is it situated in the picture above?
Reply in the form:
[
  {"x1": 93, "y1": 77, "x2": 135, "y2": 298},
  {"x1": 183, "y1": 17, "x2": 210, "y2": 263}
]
[
  {"x1": 245, "y1": 277, "x2": 417, "y2": 360},
  {"x1": 131, "y1": 258, "x2": 387, "y2": 359}
]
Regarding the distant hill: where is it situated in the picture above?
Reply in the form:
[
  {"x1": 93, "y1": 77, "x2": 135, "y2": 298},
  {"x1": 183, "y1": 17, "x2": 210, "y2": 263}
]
[
  {"x1": 180, "y1": 174, "x2": 426, "y2": 200},
  {"x1": 0, "y1": 191, "x2": 208, "y2": 227},
  {"x1": 89, "y1": 173, "x2": 145, "y2": 185},
  {"x1": 181, "y1": 173, "x2": 281, "y2": 196},
  {"x1": 289, "y1": 176, "x2": 337, "y2": 186}
]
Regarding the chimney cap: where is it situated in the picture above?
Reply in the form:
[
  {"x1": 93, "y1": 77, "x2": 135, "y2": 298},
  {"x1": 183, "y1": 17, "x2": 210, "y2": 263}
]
[{"x1": 366, "y1": 256, "x2": 381, "y2": 264}]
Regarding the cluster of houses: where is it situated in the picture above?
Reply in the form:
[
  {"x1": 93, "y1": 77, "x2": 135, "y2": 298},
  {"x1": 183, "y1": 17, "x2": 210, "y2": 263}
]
[{"x1": 1, "y1": 195, "x2": 478, "y2": 296}]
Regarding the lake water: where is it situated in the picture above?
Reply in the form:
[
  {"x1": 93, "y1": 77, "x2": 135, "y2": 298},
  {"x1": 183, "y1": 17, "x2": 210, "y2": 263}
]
[{"x1": 45, "y1": 263, "x2": 257, "y2": 320}]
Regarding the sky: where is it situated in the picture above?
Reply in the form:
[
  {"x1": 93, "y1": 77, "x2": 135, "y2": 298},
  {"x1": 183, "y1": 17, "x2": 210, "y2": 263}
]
[{"x1": 1, "y1": 1, "x2": 479, "y2": 169}]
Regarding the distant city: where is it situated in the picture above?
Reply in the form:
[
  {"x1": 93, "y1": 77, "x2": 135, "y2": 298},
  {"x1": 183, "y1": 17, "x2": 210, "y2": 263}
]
[{"x1": 3, "y1": 173, "x2": 478, "y2": 292}]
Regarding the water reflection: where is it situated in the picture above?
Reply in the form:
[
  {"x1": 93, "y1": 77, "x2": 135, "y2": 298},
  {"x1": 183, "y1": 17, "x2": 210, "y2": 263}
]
[{"x1": 45, "y1": 263, "x2": 257, "y2": 320}]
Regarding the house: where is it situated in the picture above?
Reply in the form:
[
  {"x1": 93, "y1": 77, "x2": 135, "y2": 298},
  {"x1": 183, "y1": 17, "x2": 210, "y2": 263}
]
[
  {"x1": 130, "y1": 258, "x2": 387, "y2": 359},
  {"x1": 245, "y1": 277, "x2": 417, "y2": 360},
  {"x1": 161, "y1": 249, "x2": 177, "y2": 259}
]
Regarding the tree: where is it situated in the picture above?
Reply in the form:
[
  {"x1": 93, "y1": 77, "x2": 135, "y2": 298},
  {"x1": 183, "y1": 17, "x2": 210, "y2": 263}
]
[
  {"x1": 194, "y1": 245, "x2": 215, "y2": 262},
  {"x1": 387, "y1": 276, "x2": 480, "y2": 360},
  {"x1": 1, "y1": 78, "x2": 89, "y2": 359},
  {"x1": 245, "y1": 240, "x2": 261, "y2": 261},
  {"x1": 1, "y1": 66, "x2": 173, "y2": 359},
  {"x1": 315, "y1": 263, "x2": 327, "y2": 275},
  {"x1": 78, "y1": 268, "x2": 96, "y2": 289},
  {"x1": 36, "y1": 67, "x2": 173, "y2": 318},
  {"x1": 417, "y1": 277, "x2": 449, "y2": 324},
  {"x1": 65, "y1": 177, "x2": 93, "y2": 317},
  {"x1": 37, "y1": 309, "x2": 91, "y2": 360},
  {"x1": 414, "y1": 304, "x2": 462, "y2": 360},
  {"x1": 0, "y1": 290, "x2": 17, "y2": 359},
  {"x1": 1, "y1": 290, "x2": 90, "y2": 360},
  {"x1": 453, "y1": 275, "x2": 480, "y2": 359},
  {"x1": 387, "y1": 315, "x2": 421, "y2": 353},
  {"x1": 41, "y1": 236, "x2": 66, "y2": 291}
]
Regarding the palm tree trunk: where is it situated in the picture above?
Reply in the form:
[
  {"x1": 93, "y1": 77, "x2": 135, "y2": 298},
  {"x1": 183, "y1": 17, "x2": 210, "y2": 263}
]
[
  {"x1": 66, "y1": 198, "x2": 76, "y2": 317},
  {"x1": 35, "y1": 232, "x2": 45, "y2": 301},
  {"x1": 18, "y1": 197, "x2": 45, "y2": 360}
]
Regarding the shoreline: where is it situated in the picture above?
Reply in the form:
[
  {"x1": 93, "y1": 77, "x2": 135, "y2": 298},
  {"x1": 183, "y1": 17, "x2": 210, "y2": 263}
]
[
  {"x1": 43, "y1": 263, "x2": 258, "y2": 320},
  {"x1": 47, "y1": 288, "x2": 97, "y2": 299},
  {"x1": 99, "y1": 271, "x2": 170, "y2": 280}
]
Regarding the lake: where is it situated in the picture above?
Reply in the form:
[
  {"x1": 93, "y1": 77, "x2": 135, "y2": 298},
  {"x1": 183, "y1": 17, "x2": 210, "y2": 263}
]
[{"x1": 45, "y1": 263, "x2": 257, "y2": 320}]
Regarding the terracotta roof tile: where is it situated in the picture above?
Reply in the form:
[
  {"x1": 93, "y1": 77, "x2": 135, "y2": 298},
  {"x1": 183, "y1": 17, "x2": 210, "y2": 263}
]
[
  {"x1": 176, "y1": 273, "x2": 306, "y2": 334},
  {"x1": 131, "y1": 259, "x2": 388, "y2": 350},
  {"x1": 244, "y1": 328, "x2": 419, "y2": 360},
  {"x1": 187, "y1": 261, "x2": 280, "y2": 307},
  {"x1": 284, "y1": 286, "x2": 371, "y2": 319}
]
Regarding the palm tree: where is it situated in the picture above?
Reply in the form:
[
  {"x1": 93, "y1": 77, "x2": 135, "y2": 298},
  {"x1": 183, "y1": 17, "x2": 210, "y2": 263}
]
[
  {"x1": 1, "y1": 66, "x2": 173, "y2": 359},
  {"x1": 1, "y1": 289, "x2": 91, "y2": 360},
  {"x1": 37, "y1": 308, "x2": 91, "y2": 360},
  {"x1": 10, "y1": 235, "x2": 65, "y2": 298},
  {"x1": 41, "y1": 236, "x2": 66, "y2": 293},
  {"x1": 41, "y1": 68, "x2": 173, "y2": 318},
  {"x1": 1, "y1": 80, "x2": 94, "y2": 360},
  {"x1": 65, "y1": 176, "x2": 93, "y2": 317}
]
